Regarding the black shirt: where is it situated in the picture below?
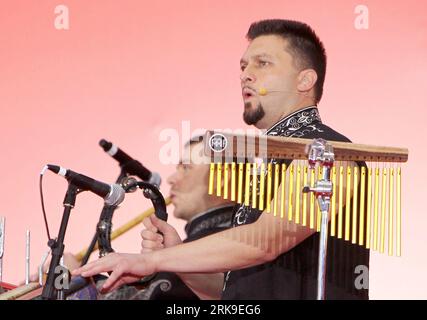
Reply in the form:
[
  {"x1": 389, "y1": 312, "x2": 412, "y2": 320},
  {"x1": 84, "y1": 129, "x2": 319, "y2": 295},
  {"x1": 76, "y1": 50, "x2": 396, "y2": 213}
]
[{"x1": 221, "y1": 106, "x2": 370, "y2": 300}]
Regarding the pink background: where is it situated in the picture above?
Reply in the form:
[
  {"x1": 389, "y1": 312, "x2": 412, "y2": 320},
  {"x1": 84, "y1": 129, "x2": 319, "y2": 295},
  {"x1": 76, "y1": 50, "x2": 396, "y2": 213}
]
[{"x1": 0, "y1": 0, "x2": 426, "y2": 299}]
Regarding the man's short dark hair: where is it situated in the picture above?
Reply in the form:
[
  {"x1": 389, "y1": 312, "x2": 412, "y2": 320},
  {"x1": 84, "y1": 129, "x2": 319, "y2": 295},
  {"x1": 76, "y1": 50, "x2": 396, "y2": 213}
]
[{"x1": 247, "y1": 19, "x2": 327, "y2": 103}]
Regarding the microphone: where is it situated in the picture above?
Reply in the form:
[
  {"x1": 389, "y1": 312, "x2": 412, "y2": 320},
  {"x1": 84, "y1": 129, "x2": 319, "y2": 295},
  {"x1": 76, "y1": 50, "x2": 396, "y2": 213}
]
[
  {"x1": 99, "y1": 139, "x2": 161, "y2": 187},
  {"x1": 259, "y1": 87, "x2": 268, "y2": 96},
  {"x1": 258, "y1": 87, "x2": 314, "y2": 100},
  {"x1": 258, "y1": 87, "x2": 282, "y2": 96},
  {"x1": 44, "y1": 165, "x2": 125, "y2": 206}
]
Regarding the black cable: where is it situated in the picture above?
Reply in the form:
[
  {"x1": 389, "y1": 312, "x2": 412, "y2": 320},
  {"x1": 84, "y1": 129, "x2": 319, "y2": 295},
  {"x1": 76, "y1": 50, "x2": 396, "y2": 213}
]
[
  {"x1": 40, "y1": 169, "x2": 85, "y2": 242},
  {"x1": 39, "y1": 173, "x2": 52, "y2": 241}
]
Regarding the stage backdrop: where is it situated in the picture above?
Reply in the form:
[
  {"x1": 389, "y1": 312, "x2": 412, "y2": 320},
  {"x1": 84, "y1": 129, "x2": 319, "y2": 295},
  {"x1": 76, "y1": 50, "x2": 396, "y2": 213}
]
[{"x1": 0, "y1": 0, "x2": 426, "y2": 299}]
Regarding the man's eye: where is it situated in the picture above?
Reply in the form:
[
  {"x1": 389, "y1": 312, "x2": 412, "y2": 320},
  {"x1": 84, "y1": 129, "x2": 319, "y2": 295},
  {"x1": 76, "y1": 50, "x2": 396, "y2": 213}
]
[
  {"x1": 259, "y1": 61, "x2": 270, "y2": 67},
  {"x1": 240, "y1": 65, "x2": 246, "y2": 71}
]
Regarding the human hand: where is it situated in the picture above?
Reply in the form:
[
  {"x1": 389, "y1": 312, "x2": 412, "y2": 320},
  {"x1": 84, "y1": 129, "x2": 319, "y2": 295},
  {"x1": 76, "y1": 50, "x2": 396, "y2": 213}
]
[
  {"x1": 140, "y1": 214, "x2": 182, "y2": 253},
  {"x1": 72, "y1": 252, "x2": 156, "y2": 292}
]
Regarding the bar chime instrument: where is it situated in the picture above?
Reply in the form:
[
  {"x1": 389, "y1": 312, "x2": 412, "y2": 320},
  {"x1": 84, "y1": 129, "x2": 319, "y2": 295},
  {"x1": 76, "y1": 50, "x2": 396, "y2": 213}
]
[{"x1": 205, "y1": 130, "x2": 408, "y2": 299}]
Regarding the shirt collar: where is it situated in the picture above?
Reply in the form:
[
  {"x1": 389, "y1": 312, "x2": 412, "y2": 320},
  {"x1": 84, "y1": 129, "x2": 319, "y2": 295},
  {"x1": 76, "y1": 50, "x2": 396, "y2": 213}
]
[
  {"x1": 266, "y1": 105, "x2": 321, "y2": 136},
  {"x1": 184, "y1": 204, "x2": 234, "y2": 237}
]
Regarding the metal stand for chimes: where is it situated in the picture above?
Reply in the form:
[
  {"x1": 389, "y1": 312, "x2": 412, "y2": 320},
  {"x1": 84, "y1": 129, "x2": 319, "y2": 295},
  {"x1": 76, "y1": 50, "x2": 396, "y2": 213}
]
[{"x1": 302, "y1": 139, "x2": 334, "y2": 300}]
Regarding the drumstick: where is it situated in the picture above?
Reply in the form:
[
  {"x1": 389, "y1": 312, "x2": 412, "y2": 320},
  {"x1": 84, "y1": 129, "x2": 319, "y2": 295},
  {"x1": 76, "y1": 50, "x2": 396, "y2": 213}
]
[{"x1": 0, "y1": 282, "x2": 40, "y2": 300}]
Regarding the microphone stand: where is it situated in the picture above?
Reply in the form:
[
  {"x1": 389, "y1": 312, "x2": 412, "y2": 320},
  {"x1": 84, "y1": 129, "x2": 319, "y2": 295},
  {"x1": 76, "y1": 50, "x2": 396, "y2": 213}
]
[
  {"x1": 66, "y1": 157, "x2": 163, "y2": 298},
  {"x1": 41, "y1": 183, "x2": 78, "y2": 300},
  {"x1": 61, "y1": 170, "x2": 128, "y2": 298},
  {"x1": 80, "y1": 169, "x2": 127, "y2": 266},
  {"x1": 81, "y1": 157, "x2": 161, "y2": 265}
]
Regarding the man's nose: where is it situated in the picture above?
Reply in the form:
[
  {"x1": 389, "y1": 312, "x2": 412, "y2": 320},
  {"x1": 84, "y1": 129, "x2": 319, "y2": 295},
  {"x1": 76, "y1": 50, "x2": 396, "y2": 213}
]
[
  {"x1": 240, "y1": 67, "x2": 256, "y2": 83},
  {"x1": 167, "y1": 171, "x2": 178, "y2": 186}
]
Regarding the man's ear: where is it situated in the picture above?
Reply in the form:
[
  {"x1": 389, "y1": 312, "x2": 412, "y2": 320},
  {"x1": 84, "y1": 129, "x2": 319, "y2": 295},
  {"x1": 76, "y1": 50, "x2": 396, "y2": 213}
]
[{"x1": 297, "y1": 69, "x2": 318, "y2": 92}]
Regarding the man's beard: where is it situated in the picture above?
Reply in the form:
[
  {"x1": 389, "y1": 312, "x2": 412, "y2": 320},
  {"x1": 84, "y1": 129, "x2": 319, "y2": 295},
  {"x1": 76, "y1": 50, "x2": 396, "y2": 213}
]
[{"x1": 243, "y1": 102, "x2": 265, "y2": 125}]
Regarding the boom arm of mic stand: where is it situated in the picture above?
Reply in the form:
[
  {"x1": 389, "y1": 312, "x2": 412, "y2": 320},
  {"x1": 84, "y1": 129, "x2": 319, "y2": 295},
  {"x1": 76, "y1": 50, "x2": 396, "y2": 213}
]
[{"x1": 80, "y1": 169, "x2": 128, "y2": 266}]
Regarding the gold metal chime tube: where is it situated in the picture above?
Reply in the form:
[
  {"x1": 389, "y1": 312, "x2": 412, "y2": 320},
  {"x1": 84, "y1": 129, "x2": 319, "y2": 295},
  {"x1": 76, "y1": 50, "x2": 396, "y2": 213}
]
[
  {"x1": 310, "y1": 167, "x2": 316, "y2": 230},
  {"x1": 330, "y1": 165, "x2": 337, "y2": 236},
  {"x1": 273, "y1": 164, "x2": 280, "y2": 216},
  {"x1": 266, "y1": 163, "x2": 273, "y2": 213},
  {"x1": 302, "y1": 165, "x2": 308, "y2": 227},
  {"x1": 245, "y1": 163, "x2": 251, "y2": 207},
  {"x1": 397, "y1": 167, "x2": 402, "y2": 256},
  {"x1": 358, "y1": 166, "x2": 366, "y2": 246},
  {"x1": 373, "y1": 167, "x2": 380, "y2": 251},
  {"x1": 380, "y1": 167, "x2": 387, "y2": 253},
  {"x1": 280, "y1": 163, "x2": 287, "y2": 219},
  {"x1": 288, "y1": 164, "x2": 294, "y2": 221},
  {"x1": 252, "y1": 162, "x2": 257, "y2": 209},
  {"x1": 208, "y1": 163, "x2": 215, "y2": 195},
  {"x1": 231, "y1": 162, "x2": 236, "y2": 202},
  {"x1": 345, "y1": 166, "x2": 352, "y2": 241},
  {"x1": 216, "y1": 163, "x2": 222, "y2": 197},
  {"x1": 316, "y1": 167, "x2": 322, "y2": 232},
  {"x1": 259, "y1": 163, "x2": 265, "y2": 211},
  {"x1": 338, "y1": 166, "x2": 344, "y2": 238},
  {"x1": 352, "y1": 166, "x2": 359, "y2": 244},
  {"x1": 388, "y1": 167, "x2": 394, "y2": 256},
  {"x1": 295, "y1": 164, "x2": 301, "y2": 224},
  {"x1": 237, "y1": 162, "x2": 244, "y2": 204},
  {"x1": 223, "y1": 163, "x2": 229, "y2": 199},
  {"x1": 366, "y1": 167, "x2": 372, "y2": 249}
]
